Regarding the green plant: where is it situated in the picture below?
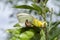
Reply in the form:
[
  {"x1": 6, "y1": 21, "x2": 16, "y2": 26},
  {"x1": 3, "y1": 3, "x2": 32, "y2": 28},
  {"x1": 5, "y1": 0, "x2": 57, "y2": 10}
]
[{"x1": 7, "y1": 0, "x2": 60, "y2": 40}]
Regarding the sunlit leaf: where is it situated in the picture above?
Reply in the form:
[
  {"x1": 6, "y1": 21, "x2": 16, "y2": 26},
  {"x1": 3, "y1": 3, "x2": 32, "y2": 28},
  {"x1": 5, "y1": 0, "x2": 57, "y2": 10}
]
[
  {"x1": 14, "y1": 23, "x2": 21, "y2": 27},
  {"x1": 40, "y1": 29, "x2": 46, "y2": 40}
]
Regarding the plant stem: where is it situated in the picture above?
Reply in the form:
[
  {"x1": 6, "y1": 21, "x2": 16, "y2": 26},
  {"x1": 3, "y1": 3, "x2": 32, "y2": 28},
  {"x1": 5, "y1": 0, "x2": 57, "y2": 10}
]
[
  {"x1": 42, "y1": 13, "x2": 48, "y2": 40},
  {"x1": 48, "y1": 8, "x2": 53, "y2": 32},
  {"x1": 49, "y1": 12, "x2": 52, "y2": 29}
]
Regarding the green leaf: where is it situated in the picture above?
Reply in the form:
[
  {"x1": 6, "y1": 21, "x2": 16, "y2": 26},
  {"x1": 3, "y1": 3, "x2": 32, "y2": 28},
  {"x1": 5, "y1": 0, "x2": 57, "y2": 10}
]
[
  {"x1": 14, "y1": 23, "x2": 20, "y2": 27},
  {"x1": 10, "y1": 36, "x2": 16, "y2": 40},
  {"x1": 19, "y1": 29, "x2": 35, "y2": 40},
  {"x1": 44, "y1": 0, "x2": 48, "y2": 4},
  {"x1": 14, "y1": 5, "x2": 37, "y2": 11},
  {"x1": 45, "y1": 7, "x2": 49, "y2": 13},
  {"x1": 50, "y1": 28, "x2": 60, "y2": 40},
  {"x1": 25, "y1": 30, "x2": 34, "y2": 38},
  {"x1": 49, "y1": 21, "x2": 60, "y2": 33},
  {"x1": 40, "y1": 29, "x2": 46, "y2": 40},
  {"x1": 32, "y1": 4, "x2": 40, "y2": 10},
  {"x1": 32, "y1": 4, "x2": 42, "y2": 14},
  {"x1": 32, "y1": 0, "x2": 37, "y2": 3}
]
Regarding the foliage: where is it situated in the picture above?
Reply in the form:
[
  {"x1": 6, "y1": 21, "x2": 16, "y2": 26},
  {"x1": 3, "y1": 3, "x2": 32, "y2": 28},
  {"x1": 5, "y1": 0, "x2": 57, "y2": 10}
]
[{"x1": 7, "y1": 0, "x2": 60, "y2": 40}]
